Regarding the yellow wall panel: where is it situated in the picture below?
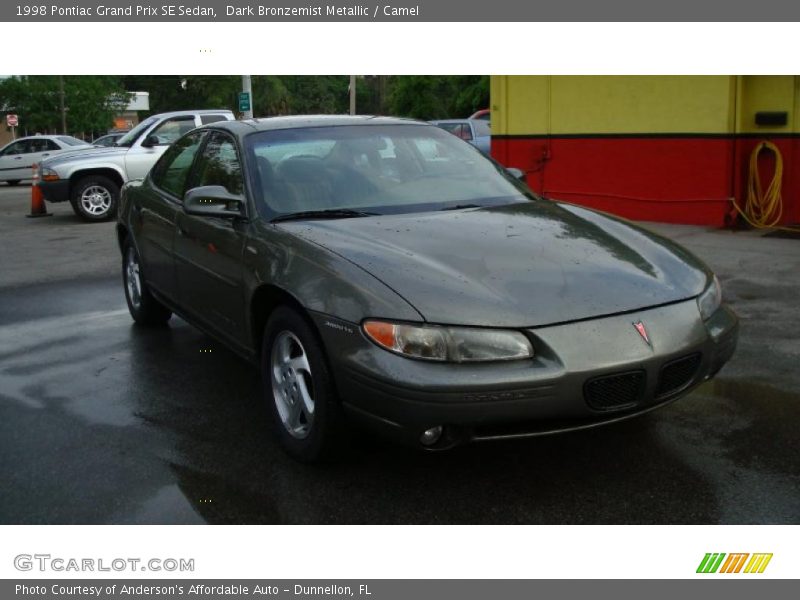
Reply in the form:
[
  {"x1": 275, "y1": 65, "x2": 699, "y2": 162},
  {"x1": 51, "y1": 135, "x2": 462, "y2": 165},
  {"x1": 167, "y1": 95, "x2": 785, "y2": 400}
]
[
  {"x1": 736, "y1": 75, "x2": 795, "y2": 134},
  {"x1": 492, "y1": 76, "x2": 737, "y2": 135}
]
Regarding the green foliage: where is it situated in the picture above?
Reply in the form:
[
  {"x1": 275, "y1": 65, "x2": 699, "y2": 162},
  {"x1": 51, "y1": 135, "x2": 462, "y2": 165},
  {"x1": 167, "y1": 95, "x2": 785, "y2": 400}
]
[
  {"x1": 0, "y1": 75, "x2": 488, "y2": 136},
  {"x1": 386, "y1": 75, "x2": 489, "y2": 120},
  {"x1": 121, "y1": 75, "x2": 350, "y2": 116},
  {"x1": 120, "y1": 75, "x2": 487, "y2": 120},
  {"x1": 0, "y1": 76, "x2": 129, "y2": 135},
  {"x1": 121, "y1": 75, "x2": 241, "y2": 113}
]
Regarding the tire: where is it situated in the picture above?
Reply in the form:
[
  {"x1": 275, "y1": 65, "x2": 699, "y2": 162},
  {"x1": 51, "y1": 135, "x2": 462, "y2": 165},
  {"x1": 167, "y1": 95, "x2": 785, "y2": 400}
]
[
  {"x1": 6, "y1": 180, "x2": 20, "y2": 186},
  {"x1": 71, "y1": 175, "x2": 119, "y2": 221},
  {"x1": 261, "y1": 306, "x2": 343, "y2": 462},
  {"x1": 122, "y1": 238, "x2": 172, "y2": 326}
]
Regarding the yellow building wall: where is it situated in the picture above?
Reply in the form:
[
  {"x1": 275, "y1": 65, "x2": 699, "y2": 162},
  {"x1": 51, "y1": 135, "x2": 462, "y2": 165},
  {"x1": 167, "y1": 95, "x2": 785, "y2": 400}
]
[
  {"x1": 735, "y1": 75, "x2": 796, "y2": 134},
  {"x1": 491, "y1": 75, "x2": 800, "y2": 136}
]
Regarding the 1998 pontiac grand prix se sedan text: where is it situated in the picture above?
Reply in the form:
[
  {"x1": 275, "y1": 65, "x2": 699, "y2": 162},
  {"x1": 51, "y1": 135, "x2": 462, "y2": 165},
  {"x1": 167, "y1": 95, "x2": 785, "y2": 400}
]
[{"x1": 116, "y1": 116, "x2": 738, "y2": 461}]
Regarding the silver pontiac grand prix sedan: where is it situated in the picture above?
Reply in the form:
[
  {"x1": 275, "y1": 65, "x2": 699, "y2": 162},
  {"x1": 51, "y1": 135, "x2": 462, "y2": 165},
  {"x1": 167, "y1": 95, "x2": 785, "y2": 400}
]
[{"x1": 117, "y1": 116, "x2": 739, "y2": 462}]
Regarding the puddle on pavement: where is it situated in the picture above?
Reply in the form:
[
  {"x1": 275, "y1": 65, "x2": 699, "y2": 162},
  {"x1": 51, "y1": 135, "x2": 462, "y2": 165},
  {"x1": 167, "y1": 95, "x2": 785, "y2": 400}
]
[
  {"x1": 694, "y1": 377, "x2": 800, "y2": 405},
  {"x1": 168, "y1": 463, "x2": 282, "y2": 524}
]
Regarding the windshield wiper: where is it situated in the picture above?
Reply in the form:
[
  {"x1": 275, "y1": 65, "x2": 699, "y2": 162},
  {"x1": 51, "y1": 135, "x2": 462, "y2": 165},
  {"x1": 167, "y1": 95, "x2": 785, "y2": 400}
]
[{"x1": 271, "y1": 208, "x2": 379, "y2": 223}]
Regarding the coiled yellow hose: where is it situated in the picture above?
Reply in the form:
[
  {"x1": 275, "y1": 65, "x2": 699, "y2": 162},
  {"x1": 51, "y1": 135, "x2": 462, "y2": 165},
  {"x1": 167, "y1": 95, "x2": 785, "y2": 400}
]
[{"x1": 733, "y1": 141, "x2": 798, "y2": 231}]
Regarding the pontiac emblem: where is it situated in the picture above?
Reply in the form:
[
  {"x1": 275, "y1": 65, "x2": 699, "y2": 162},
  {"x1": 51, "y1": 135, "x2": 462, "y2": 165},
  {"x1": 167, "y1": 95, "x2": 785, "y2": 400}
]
[{"x1": 633, "y1": 321, "x2": 651, "y2": 347}]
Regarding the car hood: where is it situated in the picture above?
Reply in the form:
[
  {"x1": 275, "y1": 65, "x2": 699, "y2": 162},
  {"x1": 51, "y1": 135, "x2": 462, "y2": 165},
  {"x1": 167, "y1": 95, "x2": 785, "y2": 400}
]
[
  {"x1": 280, "y1": 200, "x2": 711, "y2": 327},
  {"x1": 43, "y1": 146, "x2": 127, "y2": 168}
]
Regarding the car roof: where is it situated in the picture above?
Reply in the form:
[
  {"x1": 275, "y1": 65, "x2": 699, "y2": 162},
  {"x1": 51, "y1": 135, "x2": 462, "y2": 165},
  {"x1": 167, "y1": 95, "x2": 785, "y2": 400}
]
[
  {"x1": 148, "y1": 109, "x2": 234, "y2": 119},
  {"x1": 8, "y1": 135, "x2": 82, "y2": 141},
  {"x1": 1, "y1": 135, "x2": 90, "y2": 146},
  {"x1": 430, "y1": 119, "x2": 471, "y2": 124},
  {"x1": 203, "y1": 114, "x2": 429, "y2": 137}
]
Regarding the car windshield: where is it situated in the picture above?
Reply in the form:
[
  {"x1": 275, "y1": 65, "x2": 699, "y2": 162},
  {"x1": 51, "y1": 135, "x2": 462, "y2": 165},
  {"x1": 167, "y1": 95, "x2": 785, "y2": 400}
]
[
  {"x1": 57, "y1": 136, "x2": 89, "y2": 146},
  {"x1": 247, "y1": 124, "x2": 531, "y2": 218},
  {"x1": 115, "y1": 116, "x2": 158, "y2": 147}
]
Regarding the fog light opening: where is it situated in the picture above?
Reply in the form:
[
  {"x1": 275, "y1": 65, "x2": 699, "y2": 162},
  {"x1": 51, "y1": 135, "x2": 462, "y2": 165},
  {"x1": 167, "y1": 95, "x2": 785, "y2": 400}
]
[{"x1": 420, "y1": 426, "x2": 444, "y2": 447}]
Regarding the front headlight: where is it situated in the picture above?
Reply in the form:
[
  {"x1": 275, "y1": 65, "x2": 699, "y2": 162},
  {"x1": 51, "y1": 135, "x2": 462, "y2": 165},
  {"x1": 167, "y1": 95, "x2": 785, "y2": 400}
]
[
  {"x1": 40, "y1": 166, "x2": 60, "y2": 182},
  {"x1": 363, "y1": 320, "x2": 534, "y2": 362},
  {"x1": 697, "y1": 275, "x2": 722, "y2": 321}
]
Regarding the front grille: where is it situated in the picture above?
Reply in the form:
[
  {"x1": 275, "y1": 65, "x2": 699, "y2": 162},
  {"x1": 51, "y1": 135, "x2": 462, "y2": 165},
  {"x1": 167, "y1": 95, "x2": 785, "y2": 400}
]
[
  {"x1": 657, "y1": 353, "x2": 702, "y2": 398},
  {"x1": 584, "y1": 370, "x2": 646, "y2": 411}
]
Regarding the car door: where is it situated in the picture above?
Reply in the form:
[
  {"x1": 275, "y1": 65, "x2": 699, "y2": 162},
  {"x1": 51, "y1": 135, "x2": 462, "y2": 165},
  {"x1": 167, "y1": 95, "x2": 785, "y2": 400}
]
[
  {"x1": 125, "y1": 115, "x2": 199, "y2": 181},
  {"x1": 134, "y1": 130, "x2": 207, "y2": 303},
  {"x1": 0, "y1": 140, "x2": 32, "y2": 180},
  {"x1": 174, "y1": 131, "x2": 249, "y2": 345},
  {"x1": 27, "y1": 138, "x2": 60, "y2": 167}
]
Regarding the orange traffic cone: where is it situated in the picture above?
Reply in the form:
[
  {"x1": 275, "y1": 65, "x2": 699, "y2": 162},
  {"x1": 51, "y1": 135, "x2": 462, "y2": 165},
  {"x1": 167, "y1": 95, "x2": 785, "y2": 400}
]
[{"x1": 26, "y1": 163, "x2": 52, "y2": 218}]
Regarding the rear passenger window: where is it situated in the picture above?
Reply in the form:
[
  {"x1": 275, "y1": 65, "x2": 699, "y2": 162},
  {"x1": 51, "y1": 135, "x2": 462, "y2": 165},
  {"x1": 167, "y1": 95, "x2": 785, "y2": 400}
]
[{"x1": 200, "y1": 114, "x2": 229, "y2": 125}]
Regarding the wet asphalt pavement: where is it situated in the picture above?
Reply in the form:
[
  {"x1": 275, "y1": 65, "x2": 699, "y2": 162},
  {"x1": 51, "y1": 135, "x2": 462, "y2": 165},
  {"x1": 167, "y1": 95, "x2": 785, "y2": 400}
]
[{"x1": 1, "y1": 186, "x2": 799, "y2": 524}]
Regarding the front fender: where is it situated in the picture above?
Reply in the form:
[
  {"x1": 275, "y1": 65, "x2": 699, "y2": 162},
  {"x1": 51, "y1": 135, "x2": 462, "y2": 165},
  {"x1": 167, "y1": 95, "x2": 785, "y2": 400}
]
[{"x1": 244, "y1": 220, "x2": 423, "y2": 326}]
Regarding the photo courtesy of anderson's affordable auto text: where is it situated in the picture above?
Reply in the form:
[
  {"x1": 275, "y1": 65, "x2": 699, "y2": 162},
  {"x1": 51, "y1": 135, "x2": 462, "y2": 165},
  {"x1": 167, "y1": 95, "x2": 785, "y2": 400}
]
[{"x1": 0, "y1": 0, "x2": 798, "y2": 596}]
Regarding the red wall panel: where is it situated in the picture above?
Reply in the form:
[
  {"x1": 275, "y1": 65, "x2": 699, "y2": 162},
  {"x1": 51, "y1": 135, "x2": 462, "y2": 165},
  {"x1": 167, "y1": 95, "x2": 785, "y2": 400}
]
[{"x1": 493, "y1": 136, "x2": 799, "y2": 227}]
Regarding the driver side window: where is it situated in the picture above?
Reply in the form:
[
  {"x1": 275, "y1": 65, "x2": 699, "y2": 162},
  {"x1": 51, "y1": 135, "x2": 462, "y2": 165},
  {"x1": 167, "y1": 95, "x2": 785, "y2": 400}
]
[
  {"x1": 148, "y1": 117, "x2": 197, "y2": 147},
  {"x1": 150, "y1": 131, "x2": 206, "y2": 198},
  {"x1": 2, "y1": 140, "x2": 29, "y2": 156}
]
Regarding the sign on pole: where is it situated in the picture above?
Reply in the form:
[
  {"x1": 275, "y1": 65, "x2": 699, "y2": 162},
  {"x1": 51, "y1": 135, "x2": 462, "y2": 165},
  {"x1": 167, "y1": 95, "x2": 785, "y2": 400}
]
[
  {"x1": 6, "y1": 114, "x2": 18, "y2": 140},
  {"x1": 238, "y1": 92, "x2": 251, "y2": 113}
]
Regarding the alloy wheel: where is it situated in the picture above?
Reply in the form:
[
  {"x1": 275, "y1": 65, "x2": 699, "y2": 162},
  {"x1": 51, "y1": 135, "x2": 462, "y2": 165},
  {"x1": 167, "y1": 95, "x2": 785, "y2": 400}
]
[
  {"x1": 125, "y1": 247, "x2": 142, "y2": 310},
  {"x1": 271, "y1": 330, "x2": 315, "y2": 439},
  {"x1": 80, "y1": 185, "x2": 112, "y2": 216}
]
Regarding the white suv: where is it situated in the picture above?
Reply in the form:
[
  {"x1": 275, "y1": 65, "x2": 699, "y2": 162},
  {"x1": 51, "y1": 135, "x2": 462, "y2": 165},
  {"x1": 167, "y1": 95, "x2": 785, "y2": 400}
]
[{"x1": 38, "y1": 109, "x2": 235, "y2": 221}]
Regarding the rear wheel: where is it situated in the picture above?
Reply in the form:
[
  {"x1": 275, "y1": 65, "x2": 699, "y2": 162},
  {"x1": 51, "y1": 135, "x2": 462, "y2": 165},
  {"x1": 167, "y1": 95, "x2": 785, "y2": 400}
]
[
  {"x1": 71, "y1": 175, "x2": 119, "y2": 221},
  {"x1": 6, "y1": 180, "x2": 20, "y2": 186},
  {"x1": 261, "y1": 306, "x2": 343, "y2": 462},
  {"x1": 122, "y1": 239, "x2": 172, "y2": 326}
]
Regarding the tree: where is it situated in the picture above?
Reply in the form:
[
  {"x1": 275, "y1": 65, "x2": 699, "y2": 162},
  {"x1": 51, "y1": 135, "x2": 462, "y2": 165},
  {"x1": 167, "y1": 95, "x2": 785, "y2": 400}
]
[
  {"x1": 0, "y1": 76, "x2": 130, "y2": 136},
  {"x1": 386, "y1": 75, "x2": 488, "y2": 119},
  {"x1": 121, "y1": 75, "x2": 240, "y2": 114}
]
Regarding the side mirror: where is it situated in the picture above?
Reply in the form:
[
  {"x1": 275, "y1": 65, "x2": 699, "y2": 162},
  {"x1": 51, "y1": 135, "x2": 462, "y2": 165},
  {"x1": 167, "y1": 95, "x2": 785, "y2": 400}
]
[
  {"x1": 141, "y1": 134, "x2": 161, "y2": 148},
  {"x1": 183, "y1": 186, "x2": 246, "y2": 219},
  {"x1": 506, "y1": 167, "x2": 526, "y2": 181}
]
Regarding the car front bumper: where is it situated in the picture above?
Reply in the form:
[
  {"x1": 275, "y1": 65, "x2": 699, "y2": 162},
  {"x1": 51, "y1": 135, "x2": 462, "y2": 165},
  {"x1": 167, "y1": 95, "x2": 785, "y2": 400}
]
[
  {"x1": 38, "y1": 179, "x2": 70, "y2": 203},
  {"x1": 313, "y1": 299, "x2": 739, "y2": 449}
]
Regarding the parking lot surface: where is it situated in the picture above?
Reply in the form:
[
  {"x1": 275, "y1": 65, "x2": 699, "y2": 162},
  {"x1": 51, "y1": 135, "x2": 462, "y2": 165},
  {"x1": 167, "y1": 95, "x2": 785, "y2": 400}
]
[{"x1": 1, "y1": 185, "x2": 798, "y2": 524}]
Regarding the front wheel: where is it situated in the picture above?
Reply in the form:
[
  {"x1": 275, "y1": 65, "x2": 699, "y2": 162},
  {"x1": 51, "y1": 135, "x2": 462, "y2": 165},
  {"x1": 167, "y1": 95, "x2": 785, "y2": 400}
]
[
  {"x1": 71, "y1": 175, "x2": 119, "y2": 221},
  {"x1": 122, "y1": 239, "x2": 172, "y2": 326},
  {"x1": 262, "y1": 306, "x2": 343, "y2": 462}
]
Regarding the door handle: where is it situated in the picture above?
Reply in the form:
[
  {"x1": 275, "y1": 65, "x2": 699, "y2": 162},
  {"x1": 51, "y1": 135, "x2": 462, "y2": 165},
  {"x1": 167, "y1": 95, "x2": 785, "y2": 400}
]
[
  {"x1": 14, "y1": 156, "x2": 22, "y2": 160},
  {"x1": 41, "y1": 153, "x2": 50, "y2": 157}
]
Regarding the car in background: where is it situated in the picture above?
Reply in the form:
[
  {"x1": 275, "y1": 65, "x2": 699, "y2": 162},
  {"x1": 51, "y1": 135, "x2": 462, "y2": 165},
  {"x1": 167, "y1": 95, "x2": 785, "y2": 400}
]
[
  {"x1": 469, "y1": 109, "x2": 490, "y2": 121},
  {"x1": 0, "y1": 135, "x2": 91, "y2": 185},
  {"x1": 92, "y1": 132, "x2": 127, "y2": 147},
  {"x1": 38, "y1": 109, "x2": 235, "y2": 221},
  {"x1": 430, "y1": 119, "x2": 491, "y2": 155},
  {"x1": 117, "y1": 116, "x2": 738, "y2": 462}
]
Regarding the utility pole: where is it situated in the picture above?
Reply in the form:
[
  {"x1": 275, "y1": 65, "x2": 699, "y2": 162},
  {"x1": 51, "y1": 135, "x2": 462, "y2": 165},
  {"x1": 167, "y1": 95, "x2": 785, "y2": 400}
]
[
  {"x1": 58, "y1": 75, "x2": 67, "y2": 134},
  {"x1": 349, "y1": 75, "x2": 356, "y2": 115},
  {"x1": 241, "y1": 75, "x2": 253, "y2": 119}
]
